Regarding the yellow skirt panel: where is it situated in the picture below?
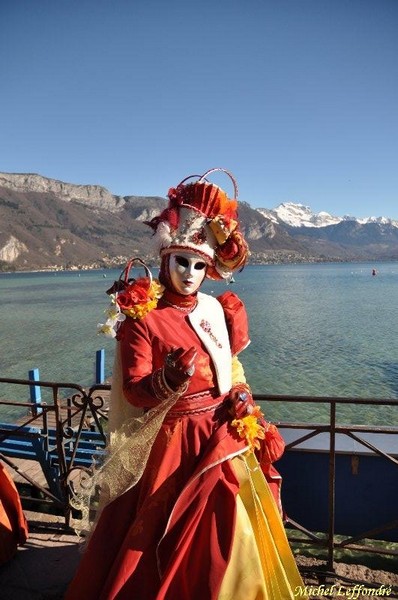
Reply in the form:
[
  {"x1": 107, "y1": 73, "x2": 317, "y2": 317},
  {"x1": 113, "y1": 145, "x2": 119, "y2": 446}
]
[{"x1": 218, "y1": 452, "x2": 307, "y2": 600}]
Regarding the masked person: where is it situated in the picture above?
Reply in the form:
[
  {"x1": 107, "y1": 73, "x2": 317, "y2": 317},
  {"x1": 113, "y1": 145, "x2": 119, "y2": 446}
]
[{"x1": 65, "y1": 169, "x2": 307, "y2": 600}]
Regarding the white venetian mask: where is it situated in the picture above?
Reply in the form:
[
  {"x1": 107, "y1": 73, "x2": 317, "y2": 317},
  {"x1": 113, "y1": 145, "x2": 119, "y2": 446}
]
[{"x1": 169, "y1": 252, "x2": 207, "y2": 295}]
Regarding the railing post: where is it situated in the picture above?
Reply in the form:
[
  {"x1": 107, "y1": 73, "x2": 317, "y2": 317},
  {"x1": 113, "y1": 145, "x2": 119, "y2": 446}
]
[
  {"x1": 95, "y1": 349, "x2": 105, "y2": 384},
  {"x1": 28, "y1": 368, "x2": 42, "y2": 415},
  {"x1": 327, "y1": 399, "x2": 336, "y2": 573}
]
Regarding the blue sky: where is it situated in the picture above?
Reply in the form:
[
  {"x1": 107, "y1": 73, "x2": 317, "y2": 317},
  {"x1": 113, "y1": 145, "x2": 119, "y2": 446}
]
[{"x1": 1, "y1": 0, "x2": 397, "y2": 218}]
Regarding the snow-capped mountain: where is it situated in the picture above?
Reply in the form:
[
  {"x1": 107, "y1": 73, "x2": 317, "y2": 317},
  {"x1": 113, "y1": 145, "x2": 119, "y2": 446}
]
[
  {"x1": 258, "y1": 202, "x2": 398, "y2": 229},
  {"x1": 357, "y1": 216, "x2": 397, "y2": 226},
  {"x1": 2, "y1": 171, "x2": 398, "y2": 270}
]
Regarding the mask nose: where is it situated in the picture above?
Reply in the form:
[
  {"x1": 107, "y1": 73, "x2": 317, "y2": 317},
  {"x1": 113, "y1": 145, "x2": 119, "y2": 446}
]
[{"x1": 186, "y1": 261, "x2": 196, "y2": 277}]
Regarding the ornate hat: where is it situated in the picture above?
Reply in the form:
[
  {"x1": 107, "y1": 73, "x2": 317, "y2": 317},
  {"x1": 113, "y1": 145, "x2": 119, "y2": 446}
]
[{"x1": 146, "y1": 168, "x2": 249, "y2": 280}]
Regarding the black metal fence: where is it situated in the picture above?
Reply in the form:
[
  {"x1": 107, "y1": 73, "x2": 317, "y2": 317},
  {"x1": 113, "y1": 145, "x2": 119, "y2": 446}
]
[
  {"x1": 255, "y1": 392, "x2": 398, "y2": 580},
  {"x1": 0, "y1": 376, "x2": 109, "y2": 526},
  {"x1": 0, "y1": 377, "x2": 397, "y2": 582}
]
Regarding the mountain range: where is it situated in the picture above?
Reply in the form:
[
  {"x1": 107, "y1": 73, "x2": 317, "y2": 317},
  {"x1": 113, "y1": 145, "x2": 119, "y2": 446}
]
[{"x1": 1, "y1": 172, "x2": 398, "y2": 271}]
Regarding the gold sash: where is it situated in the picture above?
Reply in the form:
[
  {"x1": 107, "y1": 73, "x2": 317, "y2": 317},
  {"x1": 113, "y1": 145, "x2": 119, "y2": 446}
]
[{"x1": 219, "y1": 452, "x2": 307, "y2": 600}]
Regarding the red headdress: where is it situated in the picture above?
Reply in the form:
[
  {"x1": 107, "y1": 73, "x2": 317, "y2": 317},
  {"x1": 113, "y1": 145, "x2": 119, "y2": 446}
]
[{"x1": 146, "y1": 168, "x2": 249, "y2": 280}]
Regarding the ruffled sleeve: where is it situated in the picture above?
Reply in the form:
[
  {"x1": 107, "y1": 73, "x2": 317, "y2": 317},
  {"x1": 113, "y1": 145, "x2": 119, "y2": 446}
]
[{"x1": 217, "y1": 291, "x2": 250, "y2": 355}]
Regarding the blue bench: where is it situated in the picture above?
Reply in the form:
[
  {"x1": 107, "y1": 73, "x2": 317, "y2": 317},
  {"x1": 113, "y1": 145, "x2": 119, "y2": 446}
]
[{"x1": 0, "y1": 422, "x2": 106, "y2": 500}]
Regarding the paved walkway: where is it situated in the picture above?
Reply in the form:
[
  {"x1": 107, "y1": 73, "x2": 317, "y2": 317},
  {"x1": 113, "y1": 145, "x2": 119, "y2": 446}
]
[{"x1": 0, "y1": 512, "x2": 81, "y2": 600}]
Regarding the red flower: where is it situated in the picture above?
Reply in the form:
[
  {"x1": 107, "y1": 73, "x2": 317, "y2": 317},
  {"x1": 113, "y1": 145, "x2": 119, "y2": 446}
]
[
  {"x1": 116, "y1": 277, "x2": 151, "y2": 310},
  {"x1": 218, "y1": 236, "x2": 239, "y2": 261}
]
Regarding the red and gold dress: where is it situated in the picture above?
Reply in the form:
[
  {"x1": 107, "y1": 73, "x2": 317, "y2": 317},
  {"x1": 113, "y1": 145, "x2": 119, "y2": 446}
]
[{"x1": 66, "y1": 289, "x2": 306, "y2": 600}]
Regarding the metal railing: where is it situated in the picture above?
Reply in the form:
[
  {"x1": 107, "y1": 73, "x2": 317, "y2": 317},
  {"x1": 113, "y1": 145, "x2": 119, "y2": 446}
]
[
  {"x1": 254, "y1": 393, "x2": 398, "y2": 582},
  {"x1": 0, "y1": 378, "x2": 397, "y2": 583},
  {"x1": 0, "y1": 376, "x2": 109, "y2": 526}
]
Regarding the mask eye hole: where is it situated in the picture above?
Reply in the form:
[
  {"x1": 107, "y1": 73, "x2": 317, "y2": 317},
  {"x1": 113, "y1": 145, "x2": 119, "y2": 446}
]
[
  {"x1": 175, "y1": 256, "x2": 189, "y2": 268},
  {"x1": 194, "y1": 262, "x2": 206, "y2": 270}
]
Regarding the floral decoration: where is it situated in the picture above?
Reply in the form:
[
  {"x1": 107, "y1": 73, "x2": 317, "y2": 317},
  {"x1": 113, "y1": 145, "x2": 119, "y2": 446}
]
[
  {"x1": 231, "y1": 405, "x2": 266, "y2": 451},
  {"x1": 97, "y1": 300, "x2": 126, "y2": 338},
  {"x1": 98, "y1": 277, "x2": 164, "y2": 337},
  {"x1": 189, "y1": 228, "x2": 207, "y2": 246},
  {"x1": 216, "y1": 230, "x2": 249, "y2": 271},
  {"x1": 199, "y1": 319, "x2": 223, "y2": 348},
  {"x1": 116, "y1": 277, "x2": 164, "y2": 319},
  {"x1": 209, "y1": 215, "x2": 237, "y2": 245}
]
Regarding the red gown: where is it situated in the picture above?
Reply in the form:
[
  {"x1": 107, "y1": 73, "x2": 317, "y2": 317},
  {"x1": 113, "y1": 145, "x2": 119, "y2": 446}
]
[{"x1": 65, "y1": 290, "x2": 305, "y2": 599}]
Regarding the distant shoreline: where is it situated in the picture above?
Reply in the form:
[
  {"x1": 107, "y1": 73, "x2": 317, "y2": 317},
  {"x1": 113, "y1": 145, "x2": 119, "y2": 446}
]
[{"x1": 1, "y1": 257, "x2": 398, "y2": 276}]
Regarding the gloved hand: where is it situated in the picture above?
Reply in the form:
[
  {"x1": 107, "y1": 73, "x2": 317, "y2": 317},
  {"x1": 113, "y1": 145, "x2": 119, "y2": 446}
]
[
  {"x1": 229, "y1": 383, "x2": 255, "y2": 419},
  {"x1": 163, "y1": 347, "x2": 197, "y2": 390}
]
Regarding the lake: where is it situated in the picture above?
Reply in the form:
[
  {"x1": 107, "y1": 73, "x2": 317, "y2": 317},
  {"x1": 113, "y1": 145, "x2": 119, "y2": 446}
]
[{"x1": 1, "y1": 262, "x2": 398, "y2": 425}]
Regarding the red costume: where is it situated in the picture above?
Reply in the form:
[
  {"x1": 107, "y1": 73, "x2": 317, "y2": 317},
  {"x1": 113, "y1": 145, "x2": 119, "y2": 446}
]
[{"x1": 66, "y1": 169, "x2": 306, "y2": 599}]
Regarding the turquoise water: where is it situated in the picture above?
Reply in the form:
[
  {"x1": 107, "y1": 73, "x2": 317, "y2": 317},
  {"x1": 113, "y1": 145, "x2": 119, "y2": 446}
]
[{"x1": 1, "y1": 263, "x2": 398, "y2": 425}]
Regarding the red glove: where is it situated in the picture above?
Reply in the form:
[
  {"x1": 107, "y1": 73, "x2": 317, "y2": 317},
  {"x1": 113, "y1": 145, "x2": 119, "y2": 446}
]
[
  {"x1": 163, "y1": 347, "x2": 197, "y2": 390},
  {"x1": 229, "y1": 383, "x2": 255, "y2": 419}
]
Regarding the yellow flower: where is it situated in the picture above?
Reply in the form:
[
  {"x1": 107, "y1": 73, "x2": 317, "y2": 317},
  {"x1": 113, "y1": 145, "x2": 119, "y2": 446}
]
[
  {"x1": 231, "y1": 410, "x2": 266, "y2": 451},
  {"x1": 150, "y1": 280, "x2": 164, "y2": 300}
]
